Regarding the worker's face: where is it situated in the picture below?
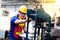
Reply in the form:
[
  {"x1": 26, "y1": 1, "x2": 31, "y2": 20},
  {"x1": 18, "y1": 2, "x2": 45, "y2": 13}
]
[{"x1": 18, "y1": 11, "x2": 26, "y2": 17}]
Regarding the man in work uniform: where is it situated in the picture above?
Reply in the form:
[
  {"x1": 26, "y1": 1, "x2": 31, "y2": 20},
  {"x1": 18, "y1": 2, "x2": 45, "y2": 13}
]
[{"x1": 9, "y1": 5, "x2": 27, "y2": 40}]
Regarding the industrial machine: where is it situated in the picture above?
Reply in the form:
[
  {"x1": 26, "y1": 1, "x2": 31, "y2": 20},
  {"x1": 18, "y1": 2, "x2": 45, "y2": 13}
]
[{"x1": 26, "y1": 8, "x2": 51, "y2": 40}]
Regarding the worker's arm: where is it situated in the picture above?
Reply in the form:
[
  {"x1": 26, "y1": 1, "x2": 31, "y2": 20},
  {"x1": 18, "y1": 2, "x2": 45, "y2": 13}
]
[{"x1": 14, "y1": 19, "x2": 26, "y2": 24}]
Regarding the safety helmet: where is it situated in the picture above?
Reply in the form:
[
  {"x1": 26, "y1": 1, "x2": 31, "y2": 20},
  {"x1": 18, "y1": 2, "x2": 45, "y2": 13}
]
[{"x1": 18, "y1": 5, "x2": 27, "y2": 13}]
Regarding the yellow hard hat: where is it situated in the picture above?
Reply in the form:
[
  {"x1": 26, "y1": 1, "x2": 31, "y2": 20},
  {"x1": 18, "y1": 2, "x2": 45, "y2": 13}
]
[{"x1": 18, "y1": 5, "x2": 27, "y2": 13}]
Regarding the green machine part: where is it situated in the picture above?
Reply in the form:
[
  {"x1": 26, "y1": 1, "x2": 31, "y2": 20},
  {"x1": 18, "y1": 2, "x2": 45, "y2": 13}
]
[
  {"x1": 37, "y1": 9, "x2": 51, "y2": 22},
  {"x1": 36, "y1": 9, "x2": 51, "y2": 40},
  {"x1": 27, "y1": 9, "x2": 51, "y2": 22}
]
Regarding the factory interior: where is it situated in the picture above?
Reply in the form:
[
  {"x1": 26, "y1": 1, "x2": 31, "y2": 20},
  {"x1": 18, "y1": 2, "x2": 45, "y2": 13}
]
[{"x1": 0, "y1": 0, "x2": 60, "y2": 40}]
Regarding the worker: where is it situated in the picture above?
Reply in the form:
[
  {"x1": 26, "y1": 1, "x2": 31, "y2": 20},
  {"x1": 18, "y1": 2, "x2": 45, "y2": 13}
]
[{"x1": 9, "y1": 5, "x2": 27, "y2": 40}]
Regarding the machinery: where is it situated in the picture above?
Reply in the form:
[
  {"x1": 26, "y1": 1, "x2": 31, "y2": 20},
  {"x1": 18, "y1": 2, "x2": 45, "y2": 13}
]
[
  {"x1": 26, "y1": 8, "x2": 51, "y2": 40},
  {"x1": 25, "y1": 0, "x2": 52, "y2": 40}
]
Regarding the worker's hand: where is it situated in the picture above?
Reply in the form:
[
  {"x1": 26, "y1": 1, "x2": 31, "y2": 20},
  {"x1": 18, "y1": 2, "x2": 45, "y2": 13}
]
[{"x1": 29, "y1": 18, "x2": 32, "y2": 21}]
